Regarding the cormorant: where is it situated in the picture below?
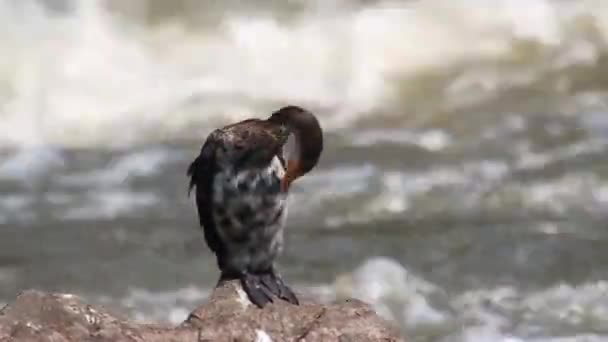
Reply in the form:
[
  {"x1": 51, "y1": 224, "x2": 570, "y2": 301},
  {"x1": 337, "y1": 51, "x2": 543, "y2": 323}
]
[{"x1": 187, "y1": 105, "x2": 323, "y2": 308}]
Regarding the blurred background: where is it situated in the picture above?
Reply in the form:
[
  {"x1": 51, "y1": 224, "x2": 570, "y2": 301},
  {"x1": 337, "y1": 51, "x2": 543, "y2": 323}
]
[{"x1": 0, "y1": 0, "x2": 607, "y2": 341}]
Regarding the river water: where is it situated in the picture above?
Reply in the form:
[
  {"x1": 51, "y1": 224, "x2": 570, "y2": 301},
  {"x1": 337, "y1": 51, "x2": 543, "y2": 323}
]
[{"x1": 1, "y1": 0, "x2": 608, "y2": 341}]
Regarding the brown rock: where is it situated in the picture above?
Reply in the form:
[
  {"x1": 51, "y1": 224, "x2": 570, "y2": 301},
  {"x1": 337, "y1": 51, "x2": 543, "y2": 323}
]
[{"x1": 0, "y1": 280, "x2": 404, "y2": 342}]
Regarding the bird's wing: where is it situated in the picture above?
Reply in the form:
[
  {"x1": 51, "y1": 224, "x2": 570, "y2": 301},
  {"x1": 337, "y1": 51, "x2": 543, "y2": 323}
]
[{"x1": 187, "y1": 129, "x2": 223, "y2": 254}]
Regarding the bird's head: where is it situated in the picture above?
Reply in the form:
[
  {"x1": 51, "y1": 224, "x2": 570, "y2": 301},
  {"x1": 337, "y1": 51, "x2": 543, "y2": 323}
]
[{"x1": 268, "y1": 105, "x2": 323, "y2": 192}]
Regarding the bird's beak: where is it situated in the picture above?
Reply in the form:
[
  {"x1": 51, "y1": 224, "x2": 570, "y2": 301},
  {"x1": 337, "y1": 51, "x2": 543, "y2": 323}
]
[
  {"x1": 281, "y1": 160, "x2": 301, "y2": 193},
  {"x1": 280, "y1": 177, "x2": 291, "y2": 193}
]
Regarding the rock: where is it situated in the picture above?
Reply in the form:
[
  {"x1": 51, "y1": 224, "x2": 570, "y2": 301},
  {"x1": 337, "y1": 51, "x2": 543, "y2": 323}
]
[{"x1": 0, "y1": 280, "x2": 404, "y2": 342}]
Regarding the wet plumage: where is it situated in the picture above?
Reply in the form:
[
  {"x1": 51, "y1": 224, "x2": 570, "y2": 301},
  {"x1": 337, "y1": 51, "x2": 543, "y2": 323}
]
[{"x1": 187, "y1": 106, "x2": 323, "y2": 308}]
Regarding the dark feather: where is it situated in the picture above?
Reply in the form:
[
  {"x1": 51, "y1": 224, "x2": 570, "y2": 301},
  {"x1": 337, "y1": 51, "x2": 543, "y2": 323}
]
[{"x1": 187, "y1": 130, "x2": 223, "y2": 256}]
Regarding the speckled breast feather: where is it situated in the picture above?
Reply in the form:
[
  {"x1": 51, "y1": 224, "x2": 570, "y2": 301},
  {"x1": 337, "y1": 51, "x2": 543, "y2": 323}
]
[{"x1": 211, "y1": 156, "x2": 287, "y2": 273}]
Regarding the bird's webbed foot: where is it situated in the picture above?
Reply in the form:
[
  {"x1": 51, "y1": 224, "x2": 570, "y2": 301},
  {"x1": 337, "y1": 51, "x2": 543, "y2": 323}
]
[{"x1": 237, "y1": 269, "x2": 299, "y2": 308}]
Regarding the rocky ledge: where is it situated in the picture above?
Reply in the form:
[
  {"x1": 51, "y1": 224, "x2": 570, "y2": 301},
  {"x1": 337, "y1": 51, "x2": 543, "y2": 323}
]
[{"x1": 0, "y1": 280, "x2": 404, "y2": 342}]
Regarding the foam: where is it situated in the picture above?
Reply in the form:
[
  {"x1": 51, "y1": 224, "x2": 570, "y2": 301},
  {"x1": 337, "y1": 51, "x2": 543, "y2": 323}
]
[{"x1": 0, "y1": 0, "x2": 607, "y2": 147}]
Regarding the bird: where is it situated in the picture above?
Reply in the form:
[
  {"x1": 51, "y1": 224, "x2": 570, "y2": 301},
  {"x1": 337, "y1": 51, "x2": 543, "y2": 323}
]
[{"x1": 187, "y1": 105, "x2": 323, "y2": 308}]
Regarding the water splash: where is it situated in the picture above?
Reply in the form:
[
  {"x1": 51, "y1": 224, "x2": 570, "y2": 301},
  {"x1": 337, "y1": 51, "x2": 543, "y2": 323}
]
[{"x1": 1, "y1": 0, "x2": 608, "y2": 147}]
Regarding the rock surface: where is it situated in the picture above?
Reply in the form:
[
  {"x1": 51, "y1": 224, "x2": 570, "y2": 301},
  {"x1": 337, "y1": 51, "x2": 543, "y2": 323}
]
[{"x1": 0, "y1": 280, "x2": 404, "y2": 341}]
